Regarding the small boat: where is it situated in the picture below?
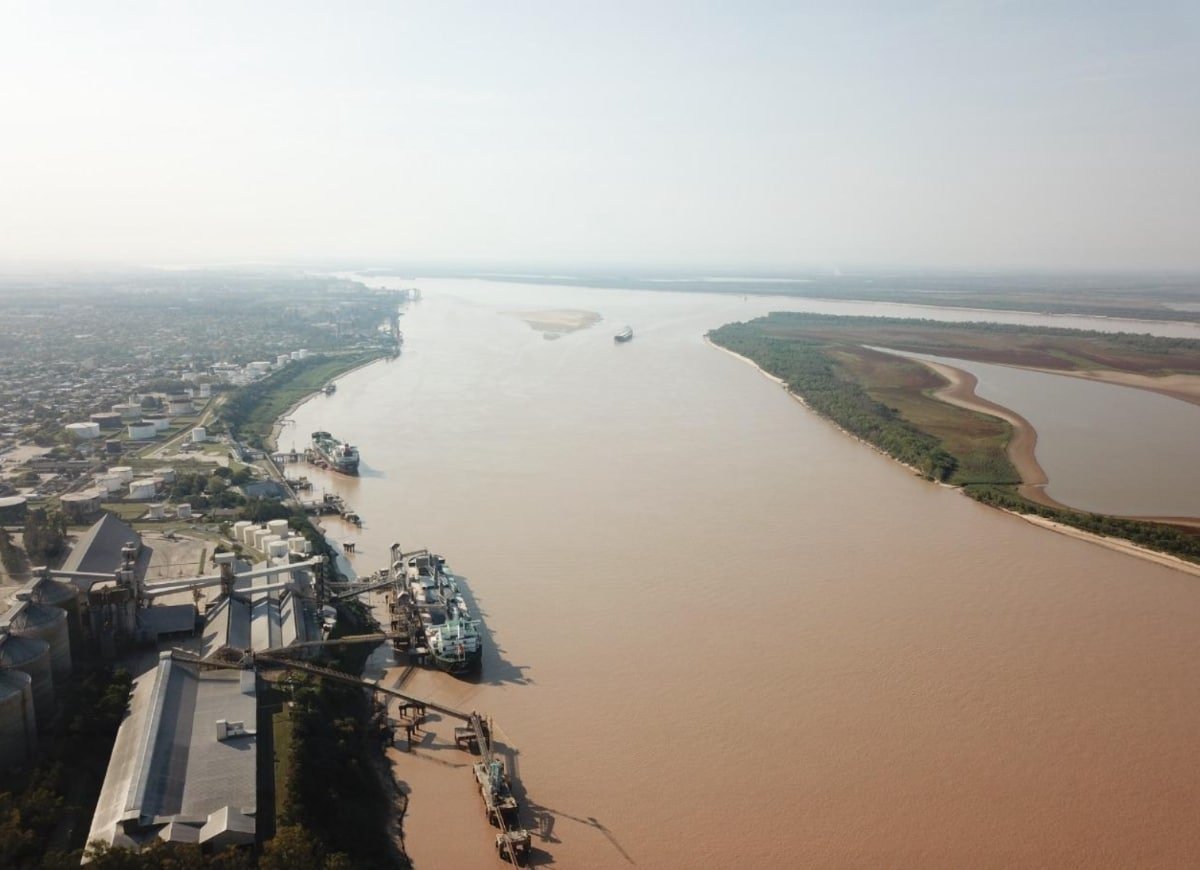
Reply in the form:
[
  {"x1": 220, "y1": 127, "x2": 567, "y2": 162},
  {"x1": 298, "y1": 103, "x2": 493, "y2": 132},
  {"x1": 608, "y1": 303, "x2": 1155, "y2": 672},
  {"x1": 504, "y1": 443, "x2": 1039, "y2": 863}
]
[
  {"x1": 323, "y1": 383, "x2": 336, "y2": 395},
  {"x1": 614, "y1": 325, "x2": 633, "y2": 343}
]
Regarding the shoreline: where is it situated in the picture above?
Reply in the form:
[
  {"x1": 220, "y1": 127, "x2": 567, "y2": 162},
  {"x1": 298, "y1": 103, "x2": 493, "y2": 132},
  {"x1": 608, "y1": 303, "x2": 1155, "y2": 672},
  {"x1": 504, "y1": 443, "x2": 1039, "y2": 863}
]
[
  {"x1": 707, "y1": 336, "x2": 1200, "y2": 576},
  {"x1": 267, "y1": 353, "x2": 390, "y2": 452},
  {"x1": 1021, "y1": 365, "x2": 1200, "y2": 408}
]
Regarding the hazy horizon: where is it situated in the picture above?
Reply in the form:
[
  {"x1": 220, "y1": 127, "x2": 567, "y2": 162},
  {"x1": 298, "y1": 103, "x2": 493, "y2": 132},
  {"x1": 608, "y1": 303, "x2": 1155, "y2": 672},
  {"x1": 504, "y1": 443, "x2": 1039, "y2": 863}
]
[{"x1": 2, "y1": 2, "x2": 1198, "y2": 272}]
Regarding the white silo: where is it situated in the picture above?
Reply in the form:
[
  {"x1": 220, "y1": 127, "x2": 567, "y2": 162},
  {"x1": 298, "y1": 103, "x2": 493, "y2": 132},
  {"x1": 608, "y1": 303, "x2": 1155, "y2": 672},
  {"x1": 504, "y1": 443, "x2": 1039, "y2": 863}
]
[
  {"x1": 66, "y1": 421, "x2": 101, "y2": 440},
  {"x1": 145, "y1": 416, "x2": 170, "y2": 433},
  {"x1": 15, "y1": 576, "x2": 82, "y2": 654},
  {"x1": 112, "y1": 402, "x2": 142, "y2": 420},
  {"x1": 8, "y1": 604, "x2": 71, "y2": 680},
  {"x1": 268, "y1": 539, "x2": 291, "y2": 560},
  {"x1": 167, "y1": 398, "x2": 193, "y2": 416},
  {"x1": 252, "y1": 527, "x2": 273, "y2": 550},
  {"x1": 128, "y1": 479, "x2": 158, "y2": 501},
  {"x1": 267, "y1": 519, "x2": 290, "y2": 538},
  {"x1": 232, "y1": 521, "x2": 253, "y2": 545},
  {"x1": 0, "y1": 632, "x2": 54, "y2": 727},
  {"x1": 147, "y1": 503, "x2": 166, "y2": 520},
  {"x1": 0, "y1": 670, "x2": 37, "y2": 768},
  {"x1": 276, "y1": 354, "x2": 291, "y2": 367},
  {"x1": 95, "y1": 474, "x2": 123, "y2": 494},
  {"x1": 111, "y1": 466, "x2": 134, "y2": 484},
  {"x1": 176, "y1": 503, "x2": 192, "y2": 519},
  {"x1": 191, "y1": 427, "x2": 207, "y2": 443}
]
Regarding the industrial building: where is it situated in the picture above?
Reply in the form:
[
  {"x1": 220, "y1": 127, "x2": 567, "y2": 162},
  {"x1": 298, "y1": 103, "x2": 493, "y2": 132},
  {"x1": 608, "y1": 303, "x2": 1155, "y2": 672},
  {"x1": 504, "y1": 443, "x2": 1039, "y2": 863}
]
[{"x1": 86, "y1": 653, "x2": 258, "y2": 852}]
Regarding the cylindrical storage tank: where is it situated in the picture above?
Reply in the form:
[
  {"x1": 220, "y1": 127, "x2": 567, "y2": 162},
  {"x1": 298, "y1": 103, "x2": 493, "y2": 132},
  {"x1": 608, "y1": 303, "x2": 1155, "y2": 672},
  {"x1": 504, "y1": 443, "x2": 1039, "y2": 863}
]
[
  {"x1": 127, "y1": 422, "x2": 156, "y2": 441},
  {"x1": 15, "y1": 576, "x2": 81, "y2": 657},
  {"x1": 144, "y1": 416, "x2": 170, "y2": 433},
  {"x1": 252, "y1": 527, "x2": 272, "y2": 550},
  {"x1": 112, "y1": 402, "x2": 141, "y2": 421},
  {"x1": 60, "y1": 490, "x2": 102, "y2": 522},
  {"x1": 90, "y1": 412, "x2": 123, "y2": 430},
  {"x1": 128, "y1": 479, "x2": 157, "y2": 500},
  {"x1": 9, "y1": 604, "x2": 71, "y2": 680},
  {"x1": 267, "y1": 519, "x2": 290, "y2": 538},
  {"x1": 268, "y1": 539, "x2": 290, "y2": 560},
  {"x1": 0, "y1": 634, "x2": 54, "y2": 726},
  {"x1": 147, "y1": 503, "x2": 165, "y2": 520},
  {"x1": 97, "y1": 474, "x2": 125, "y2": 494},
  {"x1": 176, "y1": 503, "x2": 192, "y2": 519},
  {"x1": 65, "y1": 421, "x2": 101, "y2": 440},
  {"x1": 153, "y1": 467, "x2": 176, "y2": 484},
  {"x1": 168, "y1": 399, "x2": 193, "y2": 416},
  {"x1": 232, "y1": 521, "x2": 252, "y2": 544},
  {"x1": 241, "y1": 523, "x2": 261, "y2": 546},
  {"x1": 0, "y1": 496, "x2": 27, "y2": 524},
  {"x1": 111, "y1": 466, "x2": 134, "y2": 484},
  {"x1": 0, "y1": 670, "x2": 37, "y2": 768},
  {"x1": 190, "y1": 427, "x2": 207, "y2": 443},
  {"x1": 105, "y1": 440, "x2": 123, "y2": 456}
]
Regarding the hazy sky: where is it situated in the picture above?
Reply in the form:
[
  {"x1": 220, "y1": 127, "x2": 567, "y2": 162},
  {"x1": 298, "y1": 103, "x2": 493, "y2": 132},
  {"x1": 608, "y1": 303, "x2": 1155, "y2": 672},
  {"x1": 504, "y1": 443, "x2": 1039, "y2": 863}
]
[{"x1": 2, "y1": 2, "x2": 1197, "y2": 271}]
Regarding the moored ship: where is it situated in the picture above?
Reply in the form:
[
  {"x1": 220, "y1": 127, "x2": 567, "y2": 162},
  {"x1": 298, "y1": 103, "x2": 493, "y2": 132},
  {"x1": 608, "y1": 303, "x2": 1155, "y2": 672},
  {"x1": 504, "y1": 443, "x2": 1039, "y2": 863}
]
[
  {"x1": 614, "y1": 325, "x2": 633, "y2": 342},
  {"x1": 393, "y1": 547, "x2": 483, "y2": 675},
  {"x1": 311, "y1": 430, "x2": 360, "y2": 474}
]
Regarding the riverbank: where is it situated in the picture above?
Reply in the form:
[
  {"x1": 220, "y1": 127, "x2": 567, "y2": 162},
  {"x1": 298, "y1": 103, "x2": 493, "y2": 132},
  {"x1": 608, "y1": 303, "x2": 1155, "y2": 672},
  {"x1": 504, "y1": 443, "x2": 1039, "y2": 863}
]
[{"x1": 265, "y1": 352, "x2": 390, "y2": 451}]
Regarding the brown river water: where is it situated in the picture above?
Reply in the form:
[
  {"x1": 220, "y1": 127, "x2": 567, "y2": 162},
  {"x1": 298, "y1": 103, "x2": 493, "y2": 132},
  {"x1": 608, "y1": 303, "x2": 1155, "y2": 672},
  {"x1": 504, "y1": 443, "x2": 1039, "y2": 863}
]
[{"x1": 286, "y1": 278, "x2": 1200, "y2": 868}]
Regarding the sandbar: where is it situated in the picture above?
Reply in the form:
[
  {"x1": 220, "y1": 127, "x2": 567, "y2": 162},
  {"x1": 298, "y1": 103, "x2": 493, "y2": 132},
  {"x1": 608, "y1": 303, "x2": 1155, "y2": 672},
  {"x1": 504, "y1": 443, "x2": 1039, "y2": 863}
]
[
  {"x1": 1024, "y1": 367, "x2": 1200, "y2": 408},
  {"x1": 504, "y1": 308, "x2": 602, "y2": 339}
]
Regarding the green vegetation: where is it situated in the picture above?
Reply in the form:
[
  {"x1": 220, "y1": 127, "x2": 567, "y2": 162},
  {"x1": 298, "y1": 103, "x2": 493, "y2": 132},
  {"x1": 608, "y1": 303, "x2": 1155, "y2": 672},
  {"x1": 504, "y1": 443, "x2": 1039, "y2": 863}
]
[
  {"x1": 709, "y1": 314, "x2": 1200, "y2": 564},
  {"x1": 0, "y1": 667, "x2": 132, "y2": 867},
  {"x1": 220, "y1": 352, "x2": 387, "y2": 449},
  {"x1": 22, "y1": 508, "x2": 67, "y2": 564},
  {"x1": 278, "y1": 673, "x2": 401, "y2": 869},
  {"x1": 0, "y1": 528, "x2": 25, "y2": 575}
]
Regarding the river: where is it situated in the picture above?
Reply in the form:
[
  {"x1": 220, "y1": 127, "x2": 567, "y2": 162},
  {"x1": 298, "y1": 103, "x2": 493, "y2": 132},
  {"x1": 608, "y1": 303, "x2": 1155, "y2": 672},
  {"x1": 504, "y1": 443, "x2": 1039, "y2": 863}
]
[{"x1": 285, "y1": 277, "x2": 1200, "y2": 868}]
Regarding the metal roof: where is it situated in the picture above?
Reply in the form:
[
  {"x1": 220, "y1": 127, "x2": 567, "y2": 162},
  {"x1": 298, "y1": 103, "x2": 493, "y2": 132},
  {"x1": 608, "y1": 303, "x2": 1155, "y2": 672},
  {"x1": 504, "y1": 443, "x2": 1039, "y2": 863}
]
[{"x1": 59, "y1": 513, "x2": 141, "y2": 576}]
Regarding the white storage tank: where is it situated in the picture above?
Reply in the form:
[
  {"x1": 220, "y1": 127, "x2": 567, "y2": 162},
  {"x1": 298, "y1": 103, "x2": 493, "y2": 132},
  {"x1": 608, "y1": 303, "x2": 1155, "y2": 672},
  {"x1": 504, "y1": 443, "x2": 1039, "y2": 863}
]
[
  {"x1": 128, "y1": 479, "x2": 158, "y2": 501},
  {"x1": 8, "y1": 604, "x2": 71, "y2": 680},
  {"x1": 60, "y1": 490, "x2": 102, "y2": 521},
  {"x1": 95, "y1": 474, "x2": 123, "y2": 494},
  {"x1": 153, "y1": 467, "x2": 176, "y2": 484},
  {"x1": 167, "y1": 399, "x2": 193, "y2": 416},
  {"x1": 176, "y1": 503, "x2": 193, "y2": 519},
  {"x1": 147, "y1": 503, "x2": 166, "y2": 520},
  {"x1": 65, "y1": 421, "x2": 101, "y2": 440},
  {"x1": 252, "y1": 527, "x2": 272, "y2": 550},
  {"x1": 145, "y1": 416, "x2": 170, "y2": 433},
  {"x1": 232, "y1": 521, "x2": 253, "y2": 544},
  {"x1": 268, "y1": 539, "x2": 291, "y2": 560},
  {"x1": 111, "y1": 466, "x2": 134, "y2": 484},
  {"x1": 127, "y1": 421, "x2": 157, "y2": 441},
  {"x1": 191, "y1": 427, "x2": 207, "y2": 443},
  {"x1": 267, "y1": 519, "x2": 290, "y2": 538},
  {"x1": 112, "y1": 402, "x2": 142, "y2": 420},
  {"x1": 0, "y1": 670, "x2": 37, "y2": 768},
  {"x1": 0, "y1": 632, "x2": 54, "y2": 726},
  {"x1": 276, "y1": 354, "x2": 291, "y2": 367},
  {"x1": 293, "y1": 349, "x2": 308, "y2": 360}
]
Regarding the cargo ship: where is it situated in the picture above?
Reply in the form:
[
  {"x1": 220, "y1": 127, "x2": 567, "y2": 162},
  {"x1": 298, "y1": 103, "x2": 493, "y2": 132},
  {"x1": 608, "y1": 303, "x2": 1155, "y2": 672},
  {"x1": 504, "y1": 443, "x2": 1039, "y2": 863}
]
[
  {"x1": 614, "y1": 325, "x2": 633, "y2": 342},
  {"x1": 393, "y1": 548, "x2": 483, "y2": 675},
  {"x1": 311, "y1": 430, "x2": 360, "y2": 474}
]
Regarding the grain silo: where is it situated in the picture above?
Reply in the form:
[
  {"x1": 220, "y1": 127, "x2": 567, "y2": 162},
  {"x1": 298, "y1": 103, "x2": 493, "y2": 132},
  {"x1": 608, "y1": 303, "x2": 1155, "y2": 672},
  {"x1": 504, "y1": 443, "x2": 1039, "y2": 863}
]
[
  {"x1": 0, "y1": 632, "x2": 54, "y2": 727},
  {"x1": 0, "y1": 670, "x2": 36, "y2": 768},
  {"x1": 14, "y1": 576, "x2": 81, "y2": 657},
  {"x1": 7, "y1": 603, "x2": 71, "y2": 680}
]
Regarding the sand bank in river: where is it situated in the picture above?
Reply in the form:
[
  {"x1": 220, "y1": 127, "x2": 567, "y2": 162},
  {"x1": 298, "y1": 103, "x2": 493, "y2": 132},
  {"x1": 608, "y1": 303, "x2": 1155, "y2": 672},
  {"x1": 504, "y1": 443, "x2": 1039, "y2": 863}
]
[
  {"x1": 504, "y1": 308, "x2": 601, "y2": 339},
  {"x1": 1024, "y1": 367, "x2": 1200, "y2": 407}
]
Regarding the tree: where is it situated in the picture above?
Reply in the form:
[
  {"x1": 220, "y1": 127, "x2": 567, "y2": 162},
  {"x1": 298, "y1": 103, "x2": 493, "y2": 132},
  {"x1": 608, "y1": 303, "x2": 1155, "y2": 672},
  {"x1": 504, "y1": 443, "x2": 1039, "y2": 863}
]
[{"x1": 23, "y1": 508, "x2": 67, "y2": 564}]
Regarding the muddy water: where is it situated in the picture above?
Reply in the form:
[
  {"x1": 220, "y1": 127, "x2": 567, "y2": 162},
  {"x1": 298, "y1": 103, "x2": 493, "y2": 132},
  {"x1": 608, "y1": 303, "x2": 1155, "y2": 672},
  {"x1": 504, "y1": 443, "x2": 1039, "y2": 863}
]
[
  {"x1": 287, "y1": 279, "x2": 1200, "y2": 868},
  {"x1": 888, "y1": 350, "x2": 1200, "y2": 517}
]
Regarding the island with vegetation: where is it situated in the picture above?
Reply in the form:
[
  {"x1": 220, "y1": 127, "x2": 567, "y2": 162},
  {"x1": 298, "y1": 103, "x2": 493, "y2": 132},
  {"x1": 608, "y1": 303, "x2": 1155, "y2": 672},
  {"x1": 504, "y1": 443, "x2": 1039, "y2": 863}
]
[{"x1": 708, "y1": 312, "x2": 1200, "y2": 564}]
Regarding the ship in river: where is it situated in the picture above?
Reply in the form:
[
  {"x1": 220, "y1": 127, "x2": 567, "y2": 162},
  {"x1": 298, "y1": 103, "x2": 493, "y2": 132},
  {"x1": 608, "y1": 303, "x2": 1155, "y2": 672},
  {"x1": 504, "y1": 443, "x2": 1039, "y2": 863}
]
[
  {"x1": 392, "y1": 547, "x2": 483, "y2": 675},
  {"x1": 614, "y1": 325, "x2": 633, "y2": 342},
  {"x1": 311, "y1": 430, "x2": 359, "y2": 474}
]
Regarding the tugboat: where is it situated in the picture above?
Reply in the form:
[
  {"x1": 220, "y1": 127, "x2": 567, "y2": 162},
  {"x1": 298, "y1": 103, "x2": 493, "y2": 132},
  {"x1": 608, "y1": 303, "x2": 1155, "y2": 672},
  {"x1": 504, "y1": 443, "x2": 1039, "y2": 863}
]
[
  {"x1": 614, "y1": 325, "x2": 633, "y2": 343},
  {"x1": 311, "y1": 430, "x2": 359, "y2": 474}
]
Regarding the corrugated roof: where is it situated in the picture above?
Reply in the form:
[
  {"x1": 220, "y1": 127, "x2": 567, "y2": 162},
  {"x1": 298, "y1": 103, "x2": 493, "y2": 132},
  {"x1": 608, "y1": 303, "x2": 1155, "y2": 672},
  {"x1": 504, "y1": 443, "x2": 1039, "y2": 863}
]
[{"x1": 60, "y1": 513, "x2": 141, "y2": 576}]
